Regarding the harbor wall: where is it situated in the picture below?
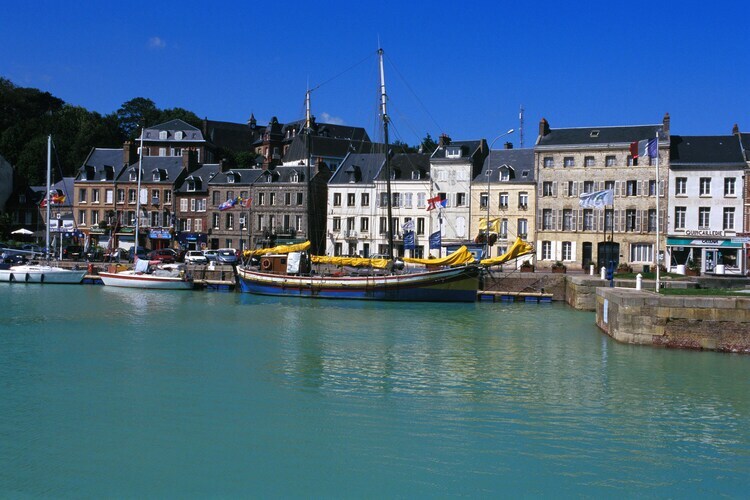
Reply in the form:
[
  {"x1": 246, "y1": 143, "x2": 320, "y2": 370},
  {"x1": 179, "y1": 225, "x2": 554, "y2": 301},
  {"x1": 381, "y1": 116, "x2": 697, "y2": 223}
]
[
  {"x1": 596, "y1": 288, "x2": 750, "y2": 353},
  {"x1": 483, "y1": 272, "x2": 567, "y2": 301}
]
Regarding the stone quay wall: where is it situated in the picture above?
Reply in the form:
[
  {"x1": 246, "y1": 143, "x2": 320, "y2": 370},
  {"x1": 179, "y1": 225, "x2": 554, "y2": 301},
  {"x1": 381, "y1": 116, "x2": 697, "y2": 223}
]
[
  {"x1": 483, "y1": 272, "x2": 567, "y2": 301},
  {"x1": 596, "y1": 288, "x2": 750, "y2": 353}
]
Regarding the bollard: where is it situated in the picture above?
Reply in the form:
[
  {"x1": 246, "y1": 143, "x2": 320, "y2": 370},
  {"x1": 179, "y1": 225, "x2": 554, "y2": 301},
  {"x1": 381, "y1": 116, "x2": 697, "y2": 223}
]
[
  {"x1": 589, "y1": 264, "x2": 594, "y2": 276},
  {"x1": 600, "y1": 266, "x2": 606, "y2": 280},
  {"x1": 636, "y1": 273, "x2": 642, "y2": 290}
]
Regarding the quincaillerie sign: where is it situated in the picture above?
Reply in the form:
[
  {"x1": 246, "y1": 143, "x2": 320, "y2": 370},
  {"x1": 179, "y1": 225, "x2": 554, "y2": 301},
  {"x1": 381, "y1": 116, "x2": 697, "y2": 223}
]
[{"x1": 685, "y1": 230, "x2": 724, "y2": 237}]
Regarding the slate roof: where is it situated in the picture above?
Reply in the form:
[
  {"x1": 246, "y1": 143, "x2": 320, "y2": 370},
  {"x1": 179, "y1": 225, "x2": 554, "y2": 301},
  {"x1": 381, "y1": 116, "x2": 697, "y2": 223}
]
[
  {"x1": 475, "y1": 148, "x2": 535, "y2": 183},
  {"x1": 431, "y1": 140, "x2": 483, "y2": 160},
  {"x1": 283, "y1": 133, "x2": 380, "y2": 164},
  {"x1": 143, "y1": 119, "x2": 205, "y2": 142},
  {"x1": 210, "y1": 168, "x2": 262, "y2": 185},
  {"x1": 376, "y1": 153, "x2": 430, "y2": 181},
  {"x1": 203, "y1": 119, "x2": 259, "y2": 152},
  {"x1": 536, "y1": 124, "x2": 662, "y2": 147},
  {"x1": 75, "y1": 148, "x2": 124, "y2": 181},
  {"x1": 329, "y1": 153, "x2": 385, "y2": 185},
  {"x1": 254, "y1": 165, "x2": 311, "y2": 183},
  {"x1": 669, "y1": 135, "x2": 746, "y2": 167},
  {"x1": 740, "y1": 133, "x2": 750, "y2": 162},
  {"x1": 120, "y1": 156, "x2": 186, "y2": 184},
  {"x1": 174, "y1": 164, "x2": 221, "y2": 193}
]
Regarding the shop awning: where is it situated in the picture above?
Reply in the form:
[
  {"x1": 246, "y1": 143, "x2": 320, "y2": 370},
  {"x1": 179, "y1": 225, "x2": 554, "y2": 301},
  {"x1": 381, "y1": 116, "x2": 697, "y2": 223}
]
[{"x1": 667, "y1": 237, "x2": 742, "y2": 248}]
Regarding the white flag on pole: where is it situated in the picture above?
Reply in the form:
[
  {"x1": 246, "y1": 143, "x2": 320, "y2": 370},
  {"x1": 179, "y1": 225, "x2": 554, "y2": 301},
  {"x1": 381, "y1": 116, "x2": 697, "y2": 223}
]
[{"x1": 578, "y1": 189, "x2": 614, "y2": 209}]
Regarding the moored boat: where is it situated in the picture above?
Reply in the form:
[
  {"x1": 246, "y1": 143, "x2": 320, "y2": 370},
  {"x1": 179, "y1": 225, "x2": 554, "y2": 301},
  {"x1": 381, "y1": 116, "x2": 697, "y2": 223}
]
[
  {"x1": 0, "y1": 264, "x2": 86, "y2": 284},
  {"x1": 98, "y1": 261, "x2": 193, "y2": 290}
]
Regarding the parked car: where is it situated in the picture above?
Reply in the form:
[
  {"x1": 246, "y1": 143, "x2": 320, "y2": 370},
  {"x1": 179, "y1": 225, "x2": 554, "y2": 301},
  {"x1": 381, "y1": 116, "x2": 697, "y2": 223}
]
[
  {"x1": 146, "y1": 248, "x2": 177, "y2": 263},
  {"x1": 203, "y1": 249, "x2": 218, "y2": 262},
  {"x1": 63, "y1": 245, "x2": 83, "y2": 260},
  {"x1": 104, "y1": 248, "x2": 128, "y2": 262},
  {"x1": 2, "y1": 253, "x2": 28, "y2": 265},
  {"x1": 216, "y1": 248, "x2": 238, "y2": 265},
  {"x1": 128, "y1": 246, "x2": 148, "y2": 262},
  {"x1": 184, "y1": 250, "x2": 208, "y2": 264}
]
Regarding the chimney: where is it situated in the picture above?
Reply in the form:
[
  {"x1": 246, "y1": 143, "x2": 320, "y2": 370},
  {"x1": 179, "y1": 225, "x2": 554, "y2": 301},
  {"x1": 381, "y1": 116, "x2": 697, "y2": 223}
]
[
  {"x1": 662, "y1": 112, "x2": 670, "y2": 137},
  {"x1": 438, "y1": 133, "x2": 452, "y2": 147},
  {"x1": 248, "y1": 113, "x2": 256, "y2": 128},
  {"x1": 504, "y1": 142, "x2": 513, "y2": 149},
  {"x1": 182, "y1": 149, "x2": 198, "y2": 172},
  {"x1": 539, "y1": 118, "x2": 550, "y2": 137},
  {"x1": 732, "y1": 123, "x2": 740, "y2": 136},
  {"x1": 123, "y1": 141, "x2": 137, "y2": 166}
]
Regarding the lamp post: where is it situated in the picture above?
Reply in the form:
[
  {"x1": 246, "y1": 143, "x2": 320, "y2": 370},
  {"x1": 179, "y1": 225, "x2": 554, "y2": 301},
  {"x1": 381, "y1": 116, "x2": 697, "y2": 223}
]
[{"x1": 484, "y1": 128, "x2": 514, "y2": 259}]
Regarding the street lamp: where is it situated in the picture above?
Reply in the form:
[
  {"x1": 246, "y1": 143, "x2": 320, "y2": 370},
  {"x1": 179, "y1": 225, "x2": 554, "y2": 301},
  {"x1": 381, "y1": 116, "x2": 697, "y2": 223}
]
[{"x1": 484, "y1": 128, "x2": 514, "y2": 259}]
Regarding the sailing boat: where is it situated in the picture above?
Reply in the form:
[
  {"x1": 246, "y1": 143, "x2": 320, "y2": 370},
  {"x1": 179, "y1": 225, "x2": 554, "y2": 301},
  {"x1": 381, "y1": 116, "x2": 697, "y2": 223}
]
[
  {"x1": 235, "y1": 48, "x2": 481, "y2": 302},
  {"x1": 0, "y1": 135, "x2": 86, "y2": 284},
  {"x1": 98, "y1": 128, "x2": 193, "y2": 290}
]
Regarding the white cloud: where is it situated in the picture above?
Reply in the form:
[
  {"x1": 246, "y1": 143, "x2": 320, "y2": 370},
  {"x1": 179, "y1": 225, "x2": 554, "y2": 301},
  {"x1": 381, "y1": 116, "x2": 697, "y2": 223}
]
[
  {"x1": 319, "y1": 112, "x2": 345, "y2": 125},
  {"x1": 148, "y1": 37, "x2": 166, "y2": 49}
]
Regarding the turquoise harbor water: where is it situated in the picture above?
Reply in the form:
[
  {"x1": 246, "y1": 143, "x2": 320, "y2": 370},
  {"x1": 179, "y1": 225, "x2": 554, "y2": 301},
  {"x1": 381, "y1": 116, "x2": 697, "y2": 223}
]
[{"x1": 0, "y1": 286, "x2": 748, "y2": 497}]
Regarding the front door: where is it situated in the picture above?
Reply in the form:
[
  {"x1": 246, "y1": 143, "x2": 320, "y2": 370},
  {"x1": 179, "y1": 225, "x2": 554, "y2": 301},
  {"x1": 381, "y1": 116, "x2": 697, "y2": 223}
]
[
  {"x1": 704, "y1": 249, "x2": 717, "y2": 272},
  {"x1": 582, "y1": 242, "x2": 593, "y2": 269},
  {"x1": 597, "y1": 242, "x2": 620, "y2": 271}
]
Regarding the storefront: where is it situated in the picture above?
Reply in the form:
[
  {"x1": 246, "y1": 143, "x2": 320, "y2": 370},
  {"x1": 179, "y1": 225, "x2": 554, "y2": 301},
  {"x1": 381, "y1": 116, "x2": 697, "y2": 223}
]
[
  {"x1": 149, "y1": 228, "x2": 173, "y2": 250},
  {"x1": 666, "y1": 235, "x2": 746, "y2": 276},
  {"x1": 176, "y1": 232, "x2": 207, "y2": 251}
]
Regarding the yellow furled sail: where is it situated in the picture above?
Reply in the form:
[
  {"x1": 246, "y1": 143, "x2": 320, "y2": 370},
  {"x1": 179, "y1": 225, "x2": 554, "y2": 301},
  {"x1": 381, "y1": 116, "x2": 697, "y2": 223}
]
[
  {"x1": 478, "y1": 217, "x2": 500, "y2": 233},
  {"x1": 402, "y1": 245, "x2": 476, "y2": 266},
  {"x1": 480, "y1": 237, "x2": 534, "y2": 266},
  {"x1": 310, "y1": 255, "x2": 390, "y2": 269},
  {"x1": 243, "y1": 241, "x2": 311, "y2": 258}
]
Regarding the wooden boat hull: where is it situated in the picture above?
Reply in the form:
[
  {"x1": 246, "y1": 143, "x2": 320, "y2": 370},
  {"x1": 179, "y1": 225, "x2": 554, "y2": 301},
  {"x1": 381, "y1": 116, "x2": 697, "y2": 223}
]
[
  {"x1": 98, "y1": 271, "x2": 194, "y2": 290},
  {"x1": 0, "y1": 265, "x2": 86, "y2": 284},
  {"x1": 236, "y1": 265, "x2": 480, "y2": 302}
]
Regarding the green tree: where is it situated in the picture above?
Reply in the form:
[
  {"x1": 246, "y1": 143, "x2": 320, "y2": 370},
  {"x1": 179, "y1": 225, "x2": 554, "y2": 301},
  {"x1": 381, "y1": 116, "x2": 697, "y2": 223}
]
[
  {"x1": 391, "y1": 139, "x2": 418, "y2": 154},
  {"x1": 421, "y1": 133, "x2": 437, "y2": 155},
  {"x1": 116, "y1": 97, "x2": 160, "y2": 139}
]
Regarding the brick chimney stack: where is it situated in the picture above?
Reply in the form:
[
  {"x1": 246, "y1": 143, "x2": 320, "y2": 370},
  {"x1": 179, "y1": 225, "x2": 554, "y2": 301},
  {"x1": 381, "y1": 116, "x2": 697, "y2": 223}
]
[
  {"x1": 732, "y1": 123, "x2": 740, "y2": 136},
  {"x1": 662, "y1": 112, "x2": 670, "y2": 137},
  {"x1": 182, "y1": 149, "x2": 198, "y2": 172},
  {"x1": 539, "y1": 118, "x2": 550, "y2": 137},
  {"x1": 123, "y1": 141, "x2": 138, "y2": 166},
  {"x1": 438, "y1": 133, "x2": 452, "y2": 147},
  {"x1": 504, "y1": 142, "x2": 513, "y2": 149}
]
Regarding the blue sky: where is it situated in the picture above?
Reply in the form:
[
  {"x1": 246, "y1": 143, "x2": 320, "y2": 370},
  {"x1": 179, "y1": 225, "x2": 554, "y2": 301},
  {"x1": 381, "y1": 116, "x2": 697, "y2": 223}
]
[{"x1": 2, "y1": 0, "x2": 748, "y2": 146}]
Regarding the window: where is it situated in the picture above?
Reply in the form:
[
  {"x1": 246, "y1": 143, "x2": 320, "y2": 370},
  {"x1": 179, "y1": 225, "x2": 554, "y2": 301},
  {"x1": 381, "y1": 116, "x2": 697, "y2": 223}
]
[
  {"x1": 379, "y1": 217, "x2": 387, "y2": 234},
  {"x1": 190, "y1": 199, "x2": 196, "y2": 212},
  {"x1": 723, "y1": 207, "x2": 735, "y2": 230},
  {"x1": 159, "y1": 130, "x2": 168, "y2": 140},
  {"x1": 583, "y1": 209, "x2": 593, "y2": 231},
  {"x1": 225, "y1": 213, "x2": 234, "y2": 230},
  {"x1": 456, "y1": 192, "x2": 467, "y2": 206},
  {"x1": 604, "y1": 180, "x2": 615, "y2": 192},
  {"x1": 159, "y1": 147, "x2": 166, "y2": 157},
  {"x1": 179, "y1": 198, "x2": 187, "y2": 212},
  {"x1": 605, "y1": 155, "x2": 616, "y2": 167},
  {"x1": 91, "y1": 210, "x2": 100, "y2": 225},
  {"x1": 626, "y1": 209, "x2": 636, "y2": 231},
  {"x1": 499, "y1": 219, "x2": 508, "y2": 238},
  {"x1": 150, "y1": 211, "x2": 159, "y2": 226},
  {"x1": 562, "y1": 241, "x2": 572, "y2": 261},
  {"x1": 584, "y1": 156, "x2": 595, "y2": 167},
  {"x1": 212, "y1": 191, "x2": 220, "y2": 206},
  {"x1": 92, "y1": 189, "x2": 100, "y2": 203},
  {"x1": 415, "y1": 193, "x2": 424, "y2": 208},
  {"x1": 649, "y1": 180, "x2": 657, "y2": 196},
  {"x1": 347, "y1": 193, "x2": 356, "y2": 207},
  {"x1": 541, "y1": 241, "x2": 552, "y2": 260},
  {"x1": 542, "y1": 209, "x2": 553, "y2": 230},
  {"x1": 699, "y1": 177, "x2": 711, "y2": 196},
  {"x1": 562, "y1": 209, "x2": 572, "y2": 231},
  {"x1": 379, "y1": 193, "x2": 388, "y2": 207},
  {"x1": 295, "y1": 216, "x2": 302, "y2": 231},
  {"x1": 674, "y1": 207, "x2": 686, "y2": 229},
  {"x1": 725, "y1": 177, "x2": 736, "y2": 196},
  {"x1": 269, "y1": 192, "x2": 275, "y2": 206},
  {"x1": 567, "y1": 181, "x2": 576, "y2": 197},
  {"x1": 285, "y1": 192, "x2": 291, "y2": 205},
  {"x1": 79, "y1": 189, "x2": 87, "y2": 203},
  {"x1": 197, "y1": 199, "x2": 206, "y2": 212},
  {"x1": 648, "y1": 209, "x2": 657, "y2": 232},
  {"x1": 480, "y1": 192, "x2": 489, "y2": 209},
  {"x1": 173, "y1": 148, "x2": 181, "y2": 157},
  {"x1": 518, "y1": 192, "x2": 528, "y2": 208},
  {"x1": 517, "y1": 219, "x2": 527, "y2": 238},
  {"x1": 151, "y1": 189, "x2": 159, "y2": 204},
  {"x1": 128, "y1": 189, "x2": 136, "y2": 203},
  {"x1": 542, "y1": 182, "x2": 553, "y2": 197},
  {"x1": 165, "y1": 190, "x2": 172, "y2": 204},
  {"x1": 563, "y1": 157, "x2": 575, "y2": 168},
  {"x1": 543, "y1": 157, "x2": 554, "y2": 168},
  {"x1": 675, "y1": 177, "x2": 687, "y2": 195},
  {"x1": 499, "y1": 193, "x2": 509, "y2": 208},
  {"x1": 213, "y1": 213, "x2": 220, "y2": 229},
  {"x1": 117, "y1": 189, "x2": 125, "y2": 203},
  {"x1": 360, "y1": 217, "x2": 369, "y2": 232},
  {"x1": 78, "y1": 210, "x2": 86, "y2": 225},
  {"x1": 604, "y1": 210, "x2": 613, "y2": 231},
  {"x1": 392, "y1": 193, "x2": 401, "y2": 207},
  {"x1": 297, "y1": 193, "x2": 304, "y2": 205},
  {"x1": 626, "y1": 180, "x2": 638, "y2": 196},
  {"x1": 411, "y1": 170, "x2": 421, "y2": 180},
  {"x1": 417, "y1": 217, "x2": 425, "y2": 235},
  {"x1": 346, "y1": 217, "x2": 355, "y2": 231},
  {"x1": 698, "y1": 207, "x2": 710, "y2": 229},
  {"x1": 446, "y1": 146, "x2": 461, "y2": 158},
  {"x1": 583, "y1": 181, "x2": 594, "y2": 194},
  {"x1": 195, "y1": 219, "x2": 203, "y2": 232},
  {"x1": 106, "y1": 189, "x2": 113, "y2": 204},
  {"x1": 627, "y1": 155, "x2": 634, "y2": 166},
  {"x1": 630, "y1": 243, "x2": 653, "y2": 263}
]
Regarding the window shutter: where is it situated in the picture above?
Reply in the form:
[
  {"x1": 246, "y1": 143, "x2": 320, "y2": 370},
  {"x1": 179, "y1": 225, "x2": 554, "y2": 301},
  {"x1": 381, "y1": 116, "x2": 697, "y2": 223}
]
[
  {"x1": 552, "y1": 181, "x2": 558, "y2": 197},
  {"x1": 642, "y1": 180, "x2": 649, "y2": 196},
  {"x1": 637, "y1": 180, "x2": 642, "y2": 196},
  {"x1": 579, "y1": 181, "x2": 584, "y2": 196},
  {"x1": 554, "y1": 210, "x2": 560, "y2": 231},
  {"x1": 659, "y1": 180, "x2": 665, "y2": 197},
  {"x1": 577, "y1": 210, "x2": 583, "y2": 231},
  {"x1": 613, "y1": 210, "x2": 619, "y2": 232},
  {"x1": 659, "y1": 208, "x2": 665, "y2": 232},
  {"x1": 635, "y1": 210, "x2": 641, "y2": 232},
  {"x1": 595, "y1": 211, "x2": 601, "y2": 232},
  {"x1": 571, "y1": 209, "x2": 578, "y2": 231},
  {"x1": 563, "y1": 182, "x2": 569, "y2": 197},
  {"x1": 537, "y1": 209, "x2": 543, "y2": 231},
  {"x1": 572, "y1": 182, "x2": 579, "y2": 196}
]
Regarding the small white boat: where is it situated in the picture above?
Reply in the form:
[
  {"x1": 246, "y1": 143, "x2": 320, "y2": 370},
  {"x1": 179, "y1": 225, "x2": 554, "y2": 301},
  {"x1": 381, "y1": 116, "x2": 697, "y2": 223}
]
[
  {"x1": 98, "y1": 261, "x2": 193, "y2": 290},
  {"x1": 0, "y1": 264, "x2": 86, "y2": 284}
]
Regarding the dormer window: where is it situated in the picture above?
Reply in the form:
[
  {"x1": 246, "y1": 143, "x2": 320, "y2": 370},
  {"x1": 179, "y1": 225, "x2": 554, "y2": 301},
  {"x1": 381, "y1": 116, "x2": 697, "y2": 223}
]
[
  {"x1": 227, "y1": 172, "x2": 236, "y2": 184},
  {"x1": 290, "y1": 171, "x2": 299, "y2": 183},
  {"x1": 446, "y1": 146, "x2": 461, "y2": 158},
  {"x1": 411, "y1": 170, "x2": 421, "y2": 180},
  {"x1": 152, "y1": 171, "x2": 160, "y2": 182},
  {"x1": 521, "y1": 170, "x2": 529, "y2": 178},
  {"x1": 174, "y1": 131, "x2": 184, "y2": 140},
  {"x1": 187, "y1": 180, "x2": 195, "y2": 192},
  {"x1": 499, "y1": 167, "x2": 510, "y2": 181},
  {"x1": 590, "y1": 130, "x2": 600, "y2": 138},
  {"x1": 85, "y1": 166, "x2": 95, "y2": 181},
  {"x1": 159, "y1": 131, "x2": 168, "y2": 140},
  {"x1": 104, "y1": 165, "x2": 114, "y2": 181},
  {"x1": 129, "y1": 169, "x2": 139, "y2": 182}
]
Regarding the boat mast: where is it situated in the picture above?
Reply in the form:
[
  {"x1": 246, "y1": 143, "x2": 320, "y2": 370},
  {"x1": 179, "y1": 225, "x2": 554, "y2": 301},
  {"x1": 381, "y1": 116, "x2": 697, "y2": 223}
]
[
  {"x1": 136, "y1": 128, "x2": 144, "y2": 256},
  {"x1": 45, "y1": 135, "x2": 52, "y2": 258},
  {"x1": 378, "y1": 48, "x2": 394, "y2": 260},
  {"x1": 305, "y1": 89, "x2": 313, "y2": 248}
]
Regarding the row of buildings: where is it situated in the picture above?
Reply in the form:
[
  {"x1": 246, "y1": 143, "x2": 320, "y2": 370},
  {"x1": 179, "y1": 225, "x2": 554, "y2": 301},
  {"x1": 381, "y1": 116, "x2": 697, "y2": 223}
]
[{"x1": 2, "y1": 113, "x2": 749, "y2": 275}]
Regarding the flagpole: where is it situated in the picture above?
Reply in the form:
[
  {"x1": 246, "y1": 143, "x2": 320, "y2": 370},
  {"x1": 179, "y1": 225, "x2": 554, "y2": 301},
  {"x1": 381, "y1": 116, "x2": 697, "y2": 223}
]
[{"x1": 655, "y1": 130, "x2": 661, "y2": 293}]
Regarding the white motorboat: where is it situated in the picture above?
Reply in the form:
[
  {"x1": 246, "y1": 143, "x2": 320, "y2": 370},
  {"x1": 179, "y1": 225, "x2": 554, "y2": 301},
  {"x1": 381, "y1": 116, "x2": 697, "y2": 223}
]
[
  {"x1": 98, "y1": 261, "x2": 193, "y2": 290},
  {"x1": 0, "y1": 264, "x2": 86, "y2": 284}
]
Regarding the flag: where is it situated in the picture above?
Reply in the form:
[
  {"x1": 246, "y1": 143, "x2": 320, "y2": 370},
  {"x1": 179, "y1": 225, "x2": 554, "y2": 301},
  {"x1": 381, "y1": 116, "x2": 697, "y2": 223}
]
[
  {"x1": 429, "y1": 230, "x2": 441, "y2": 249},
  {"x1": 402, "y1": 219, "x2": 415, "y2": 232},
  {"x1": 426, "y1": 195, "x2": 442, "y2": 211},
  {"x1": 218, "y1": 197, "x2": 237, "y2": 211},
  {"x1": 39, "y1": 190, "x2": 66, "y2": 207},
  {"x1": 479, "y1": 218, "x2": 500, "y2": 233},
  {"x1": 579, "y1": 189, "x2": 614, "y2": 209},
  {"x1": 242, "y1": 196, "x2": 251, "y2": 208},
  {"x1": 439, "y1": 198, "x2": 447, "y2": 208},
  {"x1": 403, "y1": 231, "x2": 415, "y2": 249},
  {"x1": 629, "y1": 138, "x2": 657, "y2": 165}
]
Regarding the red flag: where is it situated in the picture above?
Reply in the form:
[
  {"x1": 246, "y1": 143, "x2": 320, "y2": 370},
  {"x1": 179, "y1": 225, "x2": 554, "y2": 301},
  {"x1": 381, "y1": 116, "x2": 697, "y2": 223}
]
[
  {"x1": 629, "y1": 141, "x2": 639, "y2": 165},
  {"x1": 426, "y1": 195, "x2": 442, "y2": 211}
]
